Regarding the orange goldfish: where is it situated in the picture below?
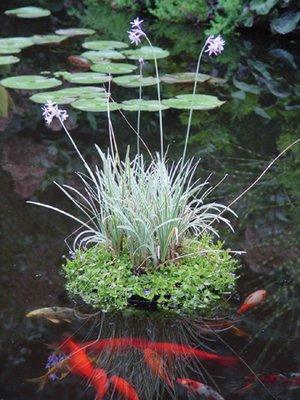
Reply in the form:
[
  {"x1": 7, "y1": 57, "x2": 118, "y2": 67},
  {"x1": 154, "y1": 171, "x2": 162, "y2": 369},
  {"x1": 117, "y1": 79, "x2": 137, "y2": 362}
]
[
  {"x1": 177, "y1": 378, "x2": 225, "y2": 400},
  {"x1": 90, "y1": 368, "x2": 109, "y2": 400},
  {"x1": 237, "y1": 289, "x2": 267, "y2": 314},
  {"x1": 143, "y1": 348, "x2": 173, "y2": 388},
  {"x1": 110, "y1": 375, "x2": 139, "y2": 400}
]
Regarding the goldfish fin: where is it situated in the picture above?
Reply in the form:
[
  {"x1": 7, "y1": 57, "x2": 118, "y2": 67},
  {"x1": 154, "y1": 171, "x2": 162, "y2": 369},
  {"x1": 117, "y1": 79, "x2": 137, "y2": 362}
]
[
  {"x1": 27, "y1": 374, "x2": 48, "y2": 392},
  {"x1": 46, "y1": 317, "x2": 61, "y2": 324}
]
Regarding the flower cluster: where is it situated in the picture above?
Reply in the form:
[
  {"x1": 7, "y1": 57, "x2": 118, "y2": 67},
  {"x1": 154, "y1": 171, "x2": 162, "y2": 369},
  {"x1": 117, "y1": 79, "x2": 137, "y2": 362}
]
[
  {"x1": 205, "y1": 35, "x2": 225, "y2": 56},
  {"x1": 128, "y1": 17, "x2": 144, "y2": 46},
  {"x1": 45, "y1": 352, "x2": 67, "y2": 381},
  {"x1": 42, "y1": 100, "x2": 68, "y2": 125}
]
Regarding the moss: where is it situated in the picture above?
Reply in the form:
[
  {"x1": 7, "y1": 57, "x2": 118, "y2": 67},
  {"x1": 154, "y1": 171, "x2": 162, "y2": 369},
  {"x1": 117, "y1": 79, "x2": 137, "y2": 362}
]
[{"x1": 63, "y1": 236, "x2": 238, "y2": 313}]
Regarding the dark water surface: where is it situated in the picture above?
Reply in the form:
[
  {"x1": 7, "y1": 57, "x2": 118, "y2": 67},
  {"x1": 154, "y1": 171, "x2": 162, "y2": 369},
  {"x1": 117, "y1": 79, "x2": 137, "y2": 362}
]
[{"x1": 0, "y1": 2, "x2": 299, "y2": 400}]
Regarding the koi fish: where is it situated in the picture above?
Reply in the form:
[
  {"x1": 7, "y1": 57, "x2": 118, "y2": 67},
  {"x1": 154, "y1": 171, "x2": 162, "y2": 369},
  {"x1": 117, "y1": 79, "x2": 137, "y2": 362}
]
[
  {"x1": 148, "y1": 342, "x2": 238, "y2": 367},
  {"x1": 238, "y1": 372, "x2": 300, "y2": 393},
  {"x1": 60, "y1": 337, "x2": 95, "y2": 378},
  {"x1": 110, "y1": 375, "x2": 139, "y2": 400},
  {"x1": 67, "y1": 55, "x2": 90, "y2": 69},
  {"x1": 143, "y1": 348, "x2": 174, "y2": 388},
  {"x1": 229, "y1": 325, "x2": 251, "y2": 341},
  {"x1": 237, "y1": 289, "x2": 267, "y2": 315},
  {"x1": 90, "y1": 368, "x2": 109, "y2": 400},
  {"x1": 177, "y1": 378, "x2": 225, "y2": 400},
  {"x1": 26, "y1": 306, "x2": 95, "y2": 324},
  {"x1": 85, "y1": 338, "x2": 238, "y2": 367}
]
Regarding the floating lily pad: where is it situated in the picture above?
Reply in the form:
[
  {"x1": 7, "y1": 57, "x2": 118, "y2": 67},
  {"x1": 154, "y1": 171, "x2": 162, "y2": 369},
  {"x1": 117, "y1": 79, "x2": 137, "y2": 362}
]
[
  {"x1": 81, "y1": 50, "x2": 125, "y2": 62},
  {"x1": 0, "y1": 55, "x2": 20, "y2": 65},
  {"x1": 122, "y1": 99, "x2": 169, "y2": 112},
  {"x1": 71, "y1": 98, "x2": 120, "y2": 112},
  {"x1": 30, "y1": 86, "x2": 106, "y2": 104},
  {"x1": 113, "y1": 75, "x2": 159, "y2": 88},
  {"x1": 31, "y1": 35, "x2": 68, "y2": 45},
  {"x1": 0, "y1": 45, "x2": 21, "y2": 54},
  {"x1": 55, "y1": 28, "x2": 95, "y2": 37},
  {"x1": 62, "y1": 72, "x2": 111, "y2": 84},
  {"x1": 91, "y1": 62, "x2": 137, "y2": 75},
  {"x1": 161, "y1": 72, "x2": 211, "y2": 84},
  {"x1": 0, "y1": 75, "x2": 62, "y2": 90},
  {"x1": 0, "y1": 37, "x2": 33, "y2": 49},
  {"x1": 82, "y1": 40, "x2": 128, "y2": 50},
  {"x1": 162, "y1": 94, "x2": 225, "y2": 110},
  {"x1": 5, "y1": 6, "x2": 51, "y2": 19},
  {"x1": 123, "y1": 46, "x2": 169, "y2": 60}
]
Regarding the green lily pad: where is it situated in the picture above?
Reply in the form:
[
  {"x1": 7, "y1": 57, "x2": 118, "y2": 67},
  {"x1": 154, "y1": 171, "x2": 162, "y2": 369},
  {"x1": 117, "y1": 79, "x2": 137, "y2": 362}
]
[
  {"x1": 0, "y1": 37, "x2": 33, "y2": 49},
  {"x1": 5, "y1": 6, "x2": 51, "y2": 18},
  {"x1": 0, "y1": 45, "x2": 21, "y2": 54},
  {"x1": 161, "y1": 72, "x2": 211, "y2": 84},
  {"x1": 123, "y1": 46, "x2": 169, "y2": 60},
  {"x1": 31, "y1": 35, "x2": 68, "y2": 45},
  {"x1": 122, "y1": 99, "x2": 169, "y2": 112},
  {"x1": 62, "y1": 72, "x2": 111, "y2": 84},
  {"x1": 113, "y1": 75, "x2": 159, "y2": 88},
  {"x1": 0, "y1": 75, "x2": 62, "y2": 90},
  {"x1": 162, "y1": 94, "x2": 225, "y2": 110},
  {"x1": 82, "y1": 40, "x2": 128, "y2": 50},
  {"x1": 71, "y1": 98, "x2": 120, "y2": 112},
  {"x1": 0, "y1": 55, "x2": 20, "y2": 65},
  {"x1": 81, "y1": 50, "x2": 125, "y2": 62},
  {"x1": 30, "y1": 86, "x2": 106, "y2": 104},
  {"x1": 55, "y1": 28, "x2": 95, "y2": 37},
  {"x1": 91, "y1": 62, "x2": 137, "y2": 75}
]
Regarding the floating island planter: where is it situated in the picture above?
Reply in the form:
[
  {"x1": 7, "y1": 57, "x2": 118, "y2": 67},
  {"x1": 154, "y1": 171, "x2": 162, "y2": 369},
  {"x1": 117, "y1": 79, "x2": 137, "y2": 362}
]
[{"x1": 25, "y1": 21, "x2": 239, "y2": 314}]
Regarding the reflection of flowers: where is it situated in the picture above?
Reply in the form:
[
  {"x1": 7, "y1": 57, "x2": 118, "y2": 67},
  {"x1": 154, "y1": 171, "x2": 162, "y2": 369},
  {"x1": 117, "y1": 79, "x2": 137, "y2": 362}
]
[
  {"x1": 205, "y1": 35, "x2": 225, "y2": 56},
  {"x1": 42, "y1": 100, "x2": 68, "y2": 125},
  {"x1": 46, "y1": 352, "x2": 67, "y2": 381}
]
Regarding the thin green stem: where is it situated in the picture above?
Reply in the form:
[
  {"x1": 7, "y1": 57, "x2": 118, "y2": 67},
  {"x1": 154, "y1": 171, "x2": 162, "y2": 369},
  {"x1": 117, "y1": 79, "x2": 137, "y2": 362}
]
[
  {"x1": 182, "y1": 41, "x2": 208, "y2": 166},
  {"x1": 137, "y1": 61, "x2": 143, "y2": 157},
  {"x1": 144, "y1": 34, "x2": 164, "y2": 158}
]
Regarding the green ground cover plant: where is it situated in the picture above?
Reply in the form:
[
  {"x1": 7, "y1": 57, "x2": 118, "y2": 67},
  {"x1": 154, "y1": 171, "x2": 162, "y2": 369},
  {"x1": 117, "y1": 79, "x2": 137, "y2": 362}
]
[{"x1": 64, "y1": 236, "x2": 237, "y2": 312}]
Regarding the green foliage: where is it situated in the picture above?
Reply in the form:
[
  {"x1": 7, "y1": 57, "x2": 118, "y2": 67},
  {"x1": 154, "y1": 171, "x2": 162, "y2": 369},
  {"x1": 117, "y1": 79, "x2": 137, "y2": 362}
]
[
  {"x1": 150, "y1": 0, "x2": 207, "y2": 22},
  {"x1": 64, "y1": 235, "x2": 238, "y2": 312}
]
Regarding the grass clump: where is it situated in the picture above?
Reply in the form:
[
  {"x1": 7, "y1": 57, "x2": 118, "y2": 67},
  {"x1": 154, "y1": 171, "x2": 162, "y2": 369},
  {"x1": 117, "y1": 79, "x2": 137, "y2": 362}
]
[{"x1": 64, "y1": 235, "x2": 238, "y2": 313}]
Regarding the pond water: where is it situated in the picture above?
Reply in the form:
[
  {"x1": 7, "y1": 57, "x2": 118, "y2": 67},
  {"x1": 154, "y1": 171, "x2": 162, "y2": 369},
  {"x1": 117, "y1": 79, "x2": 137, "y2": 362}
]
[{"x1": 0, "y1": 2, "x2": 299, "y2": 400}]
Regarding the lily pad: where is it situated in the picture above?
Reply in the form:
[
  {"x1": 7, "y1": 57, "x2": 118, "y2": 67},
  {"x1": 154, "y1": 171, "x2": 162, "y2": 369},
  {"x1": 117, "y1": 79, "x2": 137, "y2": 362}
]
[
  {"x1": 82, "y1": 40, "x2": 128, "y2": 50},
  {"x1": 0, "y1": 37, "x2": 33, "y2": 49},
  {"x1": 81, "y1": 50, "x2": 125, "y2": 61},
  {"x1": 161, "y1": 72, "x2": 211, "y2": 84},
  {"x1": 0, "y1": 55, "x2": 20, "y2": 65},
  {"x1": 31, "y1": 35, "x2": 68, "y2": 45},
  {"x1": 162, "y1": 94, "x2": 225, "y2": 110},
  {"x1": 71, "y1": 98, "x2": 120, "y2": 112},
  {"x1": 0, "y1": 75, "x2": 62, "y2": 90},
  {"x1": 91, "y1": 62, "x2": 137, "y2": 75},
  {"x1": 0, "y1": 45, "x2": 21, "y2": 54},
  {"x1": 55, "y1": 28, "x2": 95, "y2": 37},
  {"x1": 30, "y1": 86, "x2": 106, "y2": 104},
  {"x1": 5, "y1": 6, "x2": 51, "y2": 19},
  {"x1": 123, "y1": 46, "x2": 169, "y2": 60},
  {"x1": 122, "y1": 99, "x2": 169, "y2": 112},
  {"x1": 62, "y1": 72, "x2": 111, "y2": 84},
  {"x1": 113, "y1": 75, "x2": 159, "y2": 88}
]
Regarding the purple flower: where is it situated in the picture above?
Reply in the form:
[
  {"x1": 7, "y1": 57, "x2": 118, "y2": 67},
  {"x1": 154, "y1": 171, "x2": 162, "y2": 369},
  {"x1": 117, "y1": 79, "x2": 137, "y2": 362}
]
[
  {"x1": 130, "y1": 17, "x2": 143, "y2": 30},
  {"x1": 205, "y1": 35, "x2": 225, "y2": 56},
  {"x1": 128, "y1": 29, "x2": 143, "y2": 46},
  {"x1": 45, "y1": 352, "x2": 67, "y2": 381},
  {"x1": 42, "y1": 100, "x2": 68, "y2": 125},
  {"x1": 138, "y1": 58, "x2": 144, "y2": 66}
]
